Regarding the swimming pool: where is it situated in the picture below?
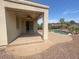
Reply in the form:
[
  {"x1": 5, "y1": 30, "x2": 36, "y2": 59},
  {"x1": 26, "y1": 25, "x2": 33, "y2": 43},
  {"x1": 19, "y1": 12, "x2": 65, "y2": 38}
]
[{"x1": 52, "y1": 29, "x2": 68, "y2": 35}]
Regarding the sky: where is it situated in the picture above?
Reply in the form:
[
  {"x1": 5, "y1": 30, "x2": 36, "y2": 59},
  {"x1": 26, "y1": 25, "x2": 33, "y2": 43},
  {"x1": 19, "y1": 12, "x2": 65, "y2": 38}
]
[{"x1": 32, "y1": 0, "x2": 79, "y2": 23}]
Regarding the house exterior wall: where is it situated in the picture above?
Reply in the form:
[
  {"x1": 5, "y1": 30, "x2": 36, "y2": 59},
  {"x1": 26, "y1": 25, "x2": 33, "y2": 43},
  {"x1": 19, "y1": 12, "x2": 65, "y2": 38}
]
[
  {"x1": 0, "y1": 0, "x2": 8, "y2": 46},
  {"x1": 5, "y1": 10, "x2": 22, "y2": 43}
]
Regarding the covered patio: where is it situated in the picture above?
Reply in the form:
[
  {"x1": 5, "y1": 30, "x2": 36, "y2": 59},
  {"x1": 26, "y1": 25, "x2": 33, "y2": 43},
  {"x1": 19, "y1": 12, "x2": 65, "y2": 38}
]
[
  {"x1": 5, "y1": 7, "x2": 43, "y2": 44},
  {"x1": 0, "y1": 0, "x2": 49, "y2": 46}
]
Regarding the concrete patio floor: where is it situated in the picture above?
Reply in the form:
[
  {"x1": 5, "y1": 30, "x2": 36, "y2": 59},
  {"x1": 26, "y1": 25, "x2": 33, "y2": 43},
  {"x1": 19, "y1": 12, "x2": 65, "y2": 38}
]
[
  {"x1": 9, "y1": 32, "x2": 43, "y2": 46},
  {"x1": 0, "y1": 32, "x2": 79, "y2": 59}
]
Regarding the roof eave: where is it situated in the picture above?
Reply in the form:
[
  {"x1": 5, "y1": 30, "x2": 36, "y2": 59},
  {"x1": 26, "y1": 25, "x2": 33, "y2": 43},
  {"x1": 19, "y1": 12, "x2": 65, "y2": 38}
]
[{"x1": 5, "y1": 0, "x2": 49, "y2": 9}]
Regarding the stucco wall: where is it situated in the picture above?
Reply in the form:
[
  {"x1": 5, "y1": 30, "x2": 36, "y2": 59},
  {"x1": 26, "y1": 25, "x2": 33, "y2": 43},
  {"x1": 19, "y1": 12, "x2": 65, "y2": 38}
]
[
  {"x1": 5, "y1": 10, "x2": 21, "y2": 43},
  {"x1": 0, "y1": 1, "x2": 8, "y2": 46}
]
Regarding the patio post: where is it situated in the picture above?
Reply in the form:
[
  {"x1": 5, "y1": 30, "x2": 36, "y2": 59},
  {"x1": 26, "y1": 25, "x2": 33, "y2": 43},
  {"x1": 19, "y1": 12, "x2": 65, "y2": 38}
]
[
  {"x1": 34, "y1": 20, "x2": 37, "y2": 32},
  {"x1": 0, "y1": 0, "x2": 8, "y2": 46},
  {"x1": 43, "y1": 10, "x2": 48, "y2": 40}
]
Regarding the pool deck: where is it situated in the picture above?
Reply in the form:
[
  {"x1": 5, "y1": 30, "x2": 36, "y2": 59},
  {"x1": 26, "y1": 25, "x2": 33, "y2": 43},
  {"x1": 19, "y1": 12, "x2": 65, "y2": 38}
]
[{"x1": 0, "y1": 32, "x2": 79, "y2": 59}]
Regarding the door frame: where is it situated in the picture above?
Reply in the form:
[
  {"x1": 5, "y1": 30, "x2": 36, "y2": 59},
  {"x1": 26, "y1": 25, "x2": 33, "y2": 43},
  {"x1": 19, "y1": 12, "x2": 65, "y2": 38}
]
[{"x1": 25, "y1": 20, "x2": 34, "y2": 32}]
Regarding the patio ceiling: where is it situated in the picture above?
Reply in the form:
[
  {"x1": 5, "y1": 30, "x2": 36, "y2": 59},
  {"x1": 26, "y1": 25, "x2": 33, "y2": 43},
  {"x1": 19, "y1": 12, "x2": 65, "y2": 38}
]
[{"x1": 6, "y1": 8, "x2": 43, "y2": 20}]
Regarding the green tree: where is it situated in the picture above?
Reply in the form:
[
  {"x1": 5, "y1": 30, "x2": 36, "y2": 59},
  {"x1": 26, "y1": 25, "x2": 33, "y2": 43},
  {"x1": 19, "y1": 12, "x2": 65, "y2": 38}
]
[
  {"x1": 70, "y1": 20, "x2": 76, "y2": 24},
  {"x1": 60, "y1": 18, "x2": 65, "y2": 24},
  {"x1": 67, "y1": 20, "x2": 79, "y2": 34},
  {"x1": 59, "y1": 18, "x2": 66, "y2": 29}
]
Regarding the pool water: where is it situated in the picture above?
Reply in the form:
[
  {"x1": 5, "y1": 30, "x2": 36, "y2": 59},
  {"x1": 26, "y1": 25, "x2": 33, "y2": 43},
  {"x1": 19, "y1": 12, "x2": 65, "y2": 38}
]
[{"x1": 52, "y1": 29, "x2": 68, "y2": 35}]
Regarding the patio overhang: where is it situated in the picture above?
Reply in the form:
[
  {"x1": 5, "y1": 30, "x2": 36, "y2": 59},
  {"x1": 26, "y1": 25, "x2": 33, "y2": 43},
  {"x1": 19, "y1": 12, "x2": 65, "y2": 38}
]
[
  {"x1": 5, "y1": 0, "x2": 49, "y2": 9},
  {"x1": 4, "y1": 1, "x2": 48, "y2": 12}
]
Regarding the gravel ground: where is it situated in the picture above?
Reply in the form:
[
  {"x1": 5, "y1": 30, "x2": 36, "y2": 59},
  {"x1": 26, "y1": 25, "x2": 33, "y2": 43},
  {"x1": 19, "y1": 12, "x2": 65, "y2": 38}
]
[{"x1": 0, "y1": 33, "x2": 79, "y2": 59}]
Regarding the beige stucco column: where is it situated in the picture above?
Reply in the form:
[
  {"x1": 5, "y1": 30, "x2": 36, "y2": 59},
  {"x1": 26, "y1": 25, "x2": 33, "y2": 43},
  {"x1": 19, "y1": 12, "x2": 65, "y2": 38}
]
[
  {"x1": 43, "y1": 10, "x2": 48, "y2": 40},
  {"x1": 0, "y1": 0, "x2": 8, "y2": 46},
  {"x1": 34, "y1": 20, "x2": 38, "y2": 32}
]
